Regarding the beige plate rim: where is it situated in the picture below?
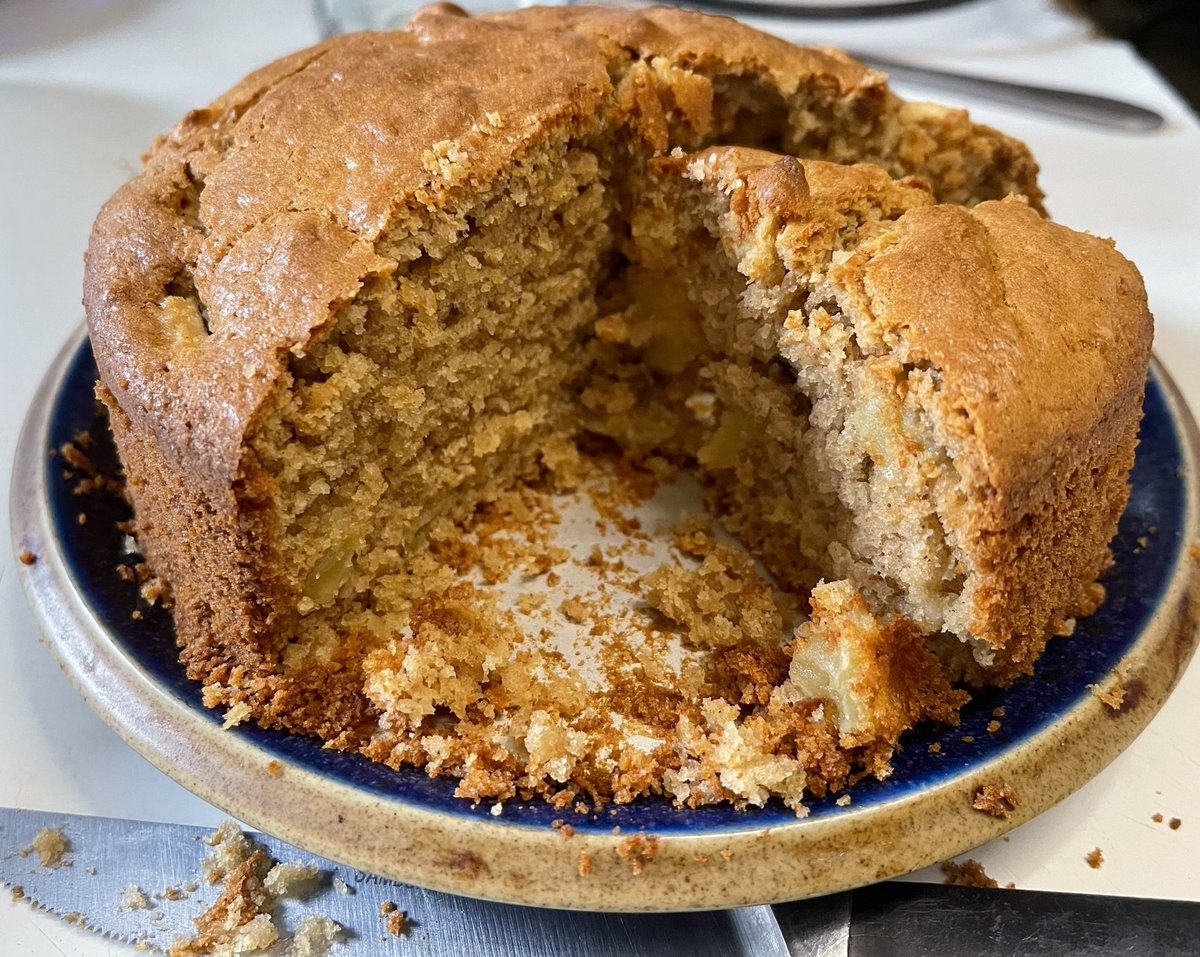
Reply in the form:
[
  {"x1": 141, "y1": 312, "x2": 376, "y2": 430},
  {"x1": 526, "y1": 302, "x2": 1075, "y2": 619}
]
[{"x1": 11, "y1": 324, "x2": 1200, "y2": 912}]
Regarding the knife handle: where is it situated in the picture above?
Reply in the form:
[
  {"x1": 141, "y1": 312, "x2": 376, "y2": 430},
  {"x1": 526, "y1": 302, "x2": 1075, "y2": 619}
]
[{"x1": 775, "y1": 883, "x2": 1199, "y2": 957}]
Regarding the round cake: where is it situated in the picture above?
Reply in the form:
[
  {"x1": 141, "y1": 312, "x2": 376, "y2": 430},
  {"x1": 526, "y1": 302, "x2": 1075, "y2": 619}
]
[{"x1": 83, "y1": 4, "x2": 1151, "y2": 811}]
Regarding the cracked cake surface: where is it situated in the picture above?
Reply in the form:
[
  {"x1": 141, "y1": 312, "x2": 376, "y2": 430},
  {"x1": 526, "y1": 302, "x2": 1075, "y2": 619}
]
[{"x1": 83, "y1": 4, "x2": 1151, "y2": 811}]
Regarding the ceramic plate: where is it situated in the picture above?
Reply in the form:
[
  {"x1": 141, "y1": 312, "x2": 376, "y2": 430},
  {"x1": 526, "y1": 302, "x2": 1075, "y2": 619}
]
[{"x1": 12, "y1": 325, "x2": 1200, "y2": 911}]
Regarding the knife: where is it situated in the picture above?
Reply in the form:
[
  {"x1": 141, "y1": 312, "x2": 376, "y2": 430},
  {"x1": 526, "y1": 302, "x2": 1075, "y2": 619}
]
[
  {"x1": 844, "y1": 50, "x2": 1165, "y2": 133},
  {"x1": 2, "y1": 807, "x2": 1196, "y2": 956}
]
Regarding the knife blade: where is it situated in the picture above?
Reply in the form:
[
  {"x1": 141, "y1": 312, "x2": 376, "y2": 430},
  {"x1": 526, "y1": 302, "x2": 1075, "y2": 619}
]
[
  {"x1": 0, "y1": 807, "x2": 789, "y2": 956},
  {"x1": 4, "y1": 808, "x2": 1198, "y2": 956},
  {"x1": 844, "y1": 50, "x2": 1165, "y2": 133}
]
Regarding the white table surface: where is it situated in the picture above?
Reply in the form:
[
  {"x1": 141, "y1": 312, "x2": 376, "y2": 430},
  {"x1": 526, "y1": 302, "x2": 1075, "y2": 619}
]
[{"x1": 1, "y1": 0, "x2": 1197, "y2": 952}]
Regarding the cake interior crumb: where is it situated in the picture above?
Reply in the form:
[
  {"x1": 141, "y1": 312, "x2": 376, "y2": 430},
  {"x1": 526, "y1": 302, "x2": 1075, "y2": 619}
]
[
  {"x1": 120, "y1": 885, "x2": 152, "y2": 911},
  {"x1": 20, "y1": 827, "x2": 70, "y2": 869},
  {"x1": 168, "y1": 822, "x2": 344, "y2": 957}
]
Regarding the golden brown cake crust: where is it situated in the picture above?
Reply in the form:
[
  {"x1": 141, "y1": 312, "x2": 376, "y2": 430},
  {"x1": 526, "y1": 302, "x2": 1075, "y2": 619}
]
[
  {"x1": 834, "y1": 199, "x2": 1150, "y2": 674},
  {"x1": 85, "y1": 4, "x2": 1039, "y2": 505}
]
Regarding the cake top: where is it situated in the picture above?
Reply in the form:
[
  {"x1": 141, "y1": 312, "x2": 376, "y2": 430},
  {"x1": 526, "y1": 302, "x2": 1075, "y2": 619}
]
[
  {"x1": 84, "y1": 5, "x2": 885, "y2": 497},
  {"x1": 835, "y1": 198, "x2": 1151, "y2": 511}
]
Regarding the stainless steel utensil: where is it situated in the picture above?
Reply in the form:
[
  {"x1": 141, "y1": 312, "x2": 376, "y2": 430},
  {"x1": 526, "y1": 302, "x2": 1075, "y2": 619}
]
[{"x1": 848, "y1": 51, "x2": 1165, "y2": 132}]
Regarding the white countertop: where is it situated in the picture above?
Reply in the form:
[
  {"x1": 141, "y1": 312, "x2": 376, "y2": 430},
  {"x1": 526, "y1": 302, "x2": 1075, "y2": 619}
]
[{"x1": 1, "y1": 0, "x2": 1197, "y2": 952}]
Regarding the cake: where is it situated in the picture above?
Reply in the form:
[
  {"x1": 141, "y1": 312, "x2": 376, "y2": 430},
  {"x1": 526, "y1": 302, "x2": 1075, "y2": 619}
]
[{"x1": 83, "y1": 4, "x2": 1151, "y2": 811}]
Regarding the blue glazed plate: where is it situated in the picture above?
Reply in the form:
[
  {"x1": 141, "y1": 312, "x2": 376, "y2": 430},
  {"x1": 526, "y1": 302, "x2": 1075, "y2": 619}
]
[{"x1": 12, "y1": 325, "x2": 1200, "y2": 910}]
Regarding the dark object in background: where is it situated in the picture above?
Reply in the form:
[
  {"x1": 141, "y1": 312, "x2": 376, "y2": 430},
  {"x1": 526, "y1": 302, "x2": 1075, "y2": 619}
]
[{"x1": 1074, "y1": 0, "x2": 1200, "y2": 112}]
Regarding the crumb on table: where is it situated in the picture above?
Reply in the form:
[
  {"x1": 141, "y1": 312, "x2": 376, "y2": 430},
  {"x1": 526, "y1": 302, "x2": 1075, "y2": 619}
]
[
  {"x1": 1085, "y1": 847, "x2": 1103, "y2": 869},
  {"x1": 941, "y1": 858, "x2": 999, "y2": 888}
]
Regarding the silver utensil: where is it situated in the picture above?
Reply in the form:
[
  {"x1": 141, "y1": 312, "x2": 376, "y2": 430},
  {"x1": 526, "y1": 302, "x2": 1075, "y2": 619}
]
[
  {"x1": 4, "y1": 807, "x2": 1199, "y2": 955},
  {"x1": 848, "y1": 51, "x2": 1165, "y2": 132}
]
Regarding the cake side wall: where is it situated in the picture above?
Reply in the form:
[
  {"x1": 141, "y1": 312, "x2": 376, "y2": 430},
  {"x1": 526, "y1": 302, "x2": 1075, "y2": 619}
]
[{"x1": 97, "y1": 384, "x2": 282, "y2": 682}]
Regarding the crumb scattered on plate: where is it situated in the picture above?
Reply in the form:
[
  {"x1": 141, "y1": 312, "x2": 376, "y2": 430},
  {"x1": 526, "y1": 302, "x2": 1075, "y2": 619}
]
[
  {"x1": 1088, "y1": 682, "x2": 1126, "y2": 711},
  {"x1": 972, "y1": 784, "x2": 1019, "y2": 819}
]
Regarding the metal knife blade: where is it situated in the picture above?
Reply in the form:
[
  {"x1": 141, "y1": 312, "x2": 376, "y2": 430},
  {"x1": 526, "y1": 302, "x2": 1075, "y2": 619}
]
[
  {"x1": 0, "y1": 807, "x2": 789, "y2": 956},
  {"x1": 844, "y1": 51, "x2": 1165, "y2": 133}
]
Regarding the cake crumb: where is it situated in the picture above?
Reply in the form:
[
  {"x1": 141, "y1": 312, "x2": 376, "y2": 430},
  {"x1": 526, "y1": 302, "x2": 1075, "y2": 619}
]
[
  {"x1": 164, "y1": 886, "x2": 188, "y2": 901},
  {"x1": 992, "y1": 707, "x2": 1006, "y2": 718},
  {"x1": 1088, "y1": 682, "x2": 1126, "y2": 711},
  {"x1": 928, "y1": 743, "x2": 941, "y2": 754},
  {"x1": 222, "y1": 702, "x2": 253, "y2": 729},
  {"x1": 18, "y1": 550, "x2": 37, "y2": 565},
  {"x1": 614, "y1": 834, "x2": 660, "y2": 876},
  {"x1": 169, "y1": 823, "x2": 343, "y2": 957},
  {"x1": 332, "y1": 877, "x2": 354, "y2": 896},
  {"x1": 266, "y1": 760, "x2": 283, "y2": 777},
  {"x1": 263, "y1": 860, "x2": 319, "y2": 897},
  {"x1": 1153, "y1": 812, "x2": 1164, "y2": 823},
  {"x1": 290, "y1": 915, "x2": 342, "y2": 957},
  {"x1": 380, "y1": 902, "x2": 409, "y2": 938},
  {"x1": 973, "y1": 783, "x2": 1019, "y2": 819},
  {"x1": 561, "y1": 596, "x2": 589, "y2": 623},
  {"x1": 11, "y1": 886, "x2": 25, "y2": 903},
  {"x1": 21, "y1": 827, "x2": 70, "y2": 869},
  {"x1": 578, "y1": 851, "x2": 592, "y2": 877},
  {"x1": 835, "y1": 794, "x2": 852, "y2": 807},
  {"x1": 551, "y1": 819, "x2": 576, "y2": 839},
  {"x1": 961, "y1": 735, "x2": 975, "y2": 744},
  {"x1": 986, "y1": 720, "x2": 1001, "y2": 734},
  {"x1": 1085, "y1": 847, "x2": 1103, "y2": 869},
  {"x1": 1169, "y1": 817, "x2": 1182, "y2": 830},
  {"x1": 120, "y1": 885, "x2": 152, "y2": 911},
  {"x1": 941, "y1": 859, "x2": 998, "y2": 888}
]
